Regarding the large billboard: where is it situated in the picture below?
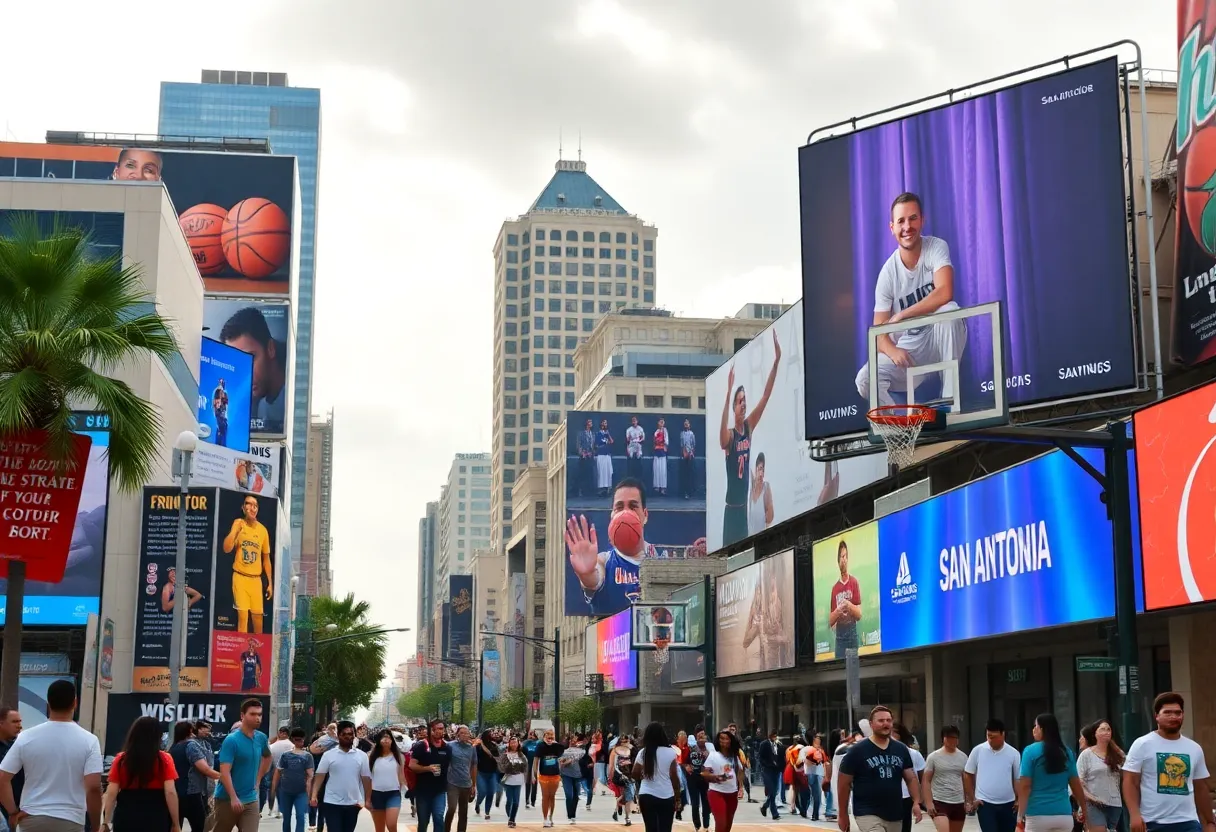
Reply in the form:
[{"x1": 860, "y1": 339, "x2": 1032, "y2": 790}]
[
  {"x1": 1175, "y1": 3, "x2": 1216, "y2": 365},
  {"x1": 104, "y1": 693, "x2": 269, "y2": 759},
  {"x1": 1134, "y1": 381, "x2": 1216, "y2": 609},
  {"x1": 482, "y1": 650, "x2": 502, "y2": 702},
  {"x1": 210, "y1": 490, "x2": 278, "y2": 694},
  {"x1": 812, "y1": 445, "x2": 1144, "y2": 658},
  {"x1": 812, "y1": 522, "x2": 882, "y2": 662},
  {"x1": 0, "y1": 143, "x2": 297, "y2": 297},
  {"x1": 584, "y1": 608, "x2": 637, "y2": 693},
  {"x1": 448, "y1": 575, "x2": 473, "y2": 663},
  {"x1": 0, "y1": 413, "x2": 110, "y2": 626},
  {"x1": 669, "y1": 581, "x2": 707, "y2": 685},
  {"x1": 197, "y1": 337, "x2": 253, "y2": 451},
  {"x1": 506, "y1": 572, "x2": 526, "y2": 690},
  {"x1": 715, "y1": 550, "x2": 795, "y2": 678},
  {"x1": 133, "y1": 488, "x2": 217, "y2": 691},
  {"x1": 705, "y1": 303, "x2": 887, "y2": 550},
  {"x1": 191, "y1": 443, "x2": 279, "y2": 498},
  {"x1": 799, "y1": 58, "x2": 1135, "y2": 439},
  {"x1": 203, "y1": 298, "x2": 292, "y2": 437}
]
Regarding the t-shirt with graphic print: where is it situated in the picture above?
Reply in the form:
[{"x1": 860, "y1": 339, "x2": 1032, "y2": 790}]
[
  {"x1": 873, "y1": 235, "x2": 952, "y2": 339},
  {"x1": 839, "y1": 737, "x2": 914, "y2": 822},
  {"x1": 1123, "y1": 732, "x2": 1210, "y2": 826}
]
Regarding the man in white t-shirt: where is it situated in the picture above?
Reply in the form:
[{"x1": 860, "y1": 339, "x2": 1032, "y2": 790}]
[
  {"x1": 267, "y1": 726, "x2": 295, "y2": 818},
  {"x1": 1124, "y1": 692, "x2": 1215, "y2": 832},
  {"x1": 312, "y1": 721, "x2": 372, "y2": 832},
  {"x1": 0, "y1": 679, "x2": 103, "y2": 831},
  {"x1": 855, "y1": 192, "x2": 968, "y2": 408},
  {"x1": 963, "y1": 718, "x2": 1020, "y2": 832}
]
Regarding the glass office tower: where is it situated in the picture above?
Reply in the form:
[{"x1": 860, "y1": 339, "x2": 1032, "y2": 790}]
[{"x1": 159, "y1": 72, "x2": 321, "y2": 571}]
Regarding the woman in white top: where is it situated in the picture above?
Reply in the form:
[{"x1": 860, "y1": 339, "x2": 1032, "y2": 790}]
[
  {"x1": 702, "y1": 729, "x2": 745, "y2": 832},
  {"x1": 747, "y1": 452, "x2": 774, "y2": 535},
  {"x1": 367, "y1": 728, "x2": 406, "y2": 832},
  {"x1": 631, "y1": 723, "x2": 682, "y2": 832},
  {"x1": 1077, "y1": 721, "x2": 1123, "y2": 832}
]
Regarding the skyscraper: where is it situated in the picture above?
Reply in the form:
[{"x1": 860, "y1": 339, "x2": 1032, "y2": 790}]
[
  {"x1": 436, "y1": 454, "x2": 493, "y2": 591},
  {"x1": 158, "y1": 70, "x2": 321, "y2": 569},
  {"x1": 417, "y1": 501, "x2": 439, "y2": 648},
  {"x1": 302, "y1": 412, "x2": 335, "y2": 596},
  {"x1": 491, "y1": 159, "x2": 658, "y2": 552}
]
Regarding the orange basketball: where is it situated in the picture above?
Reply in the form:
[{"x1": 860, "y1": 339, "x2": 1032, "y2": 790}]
[
  {"x1": 1183, "y1": 125, "x2": 1216, "y2": 256},
  {"x1": 221, "y1": 198, "x2": 290, "y2": 279},
  {"x1": 608, "y1": 510, "x2": 644, "y2": 554},
  {"x1": 178, "y1": 204, "x2": 228, "y2": 276}
]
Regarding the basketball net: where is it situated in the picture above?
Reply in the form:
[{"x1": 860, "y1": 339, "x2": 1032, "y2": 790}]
[
  {"x1": 654, "y1": 638, "x2": 670, "y2": 666},
  {"x1": 866, "y1": 405, "x2": 936, "y2": 469}
]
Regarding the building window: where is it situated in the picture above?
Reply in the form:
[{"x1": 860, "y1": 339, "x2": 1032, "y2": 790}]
[
  {"x1": 505, "y1": 304, "x2": 518, "y2": 319},
  {"x1": 547, "y1": 392, "x2": 561, "y2": 404},
  {"x1": 579, "y1": 300, "x2": 592, "y2": 314},
  {"x1": 581, "y1": 281, "x2": 594, "y2": 294},
  {"x1": 644, "y1": 271, "x2": 654, "y2": 286},
  {"x1": 644, "y1": 255, "x2": 654, "y2": 268},
  {"x1": 599, "y1": 231, "x2": 610, "y2": 243},
  {"x1": 564, "y1": 392, "x2": 575, "y2": 406},
  {"x1": 672, "y1": 395, "x2": 691, "y2": 409},
  {"x1": 504, "y1": 413, "x2": 516, "y2": 427},
  {"x1": 565, "y1": 336, "x2": 578, "y2": 350},
  {"x1": 565, "y1": 317, "x2": 577, "y2": 331},
  {"x1": 507, "y1": 233, "x2": 519, "y2": 246},
  {"x1": 564, "y1": 299, "x2": 577, "y2": 313},
  {"x1": 548, "y1": 335, "x2": 561, "y2": 349},
  {"x1": 631, "y1": 249, "x2": 639, "y2": 262},
  {"x1": 522, "y1": 265, "x2": 530, "y2": 279},
  {"x1": 598, "y1": 248, "x2": 610, "y2": 259},
  {"x1": 580, "y1": 318, "x2": 593, "y2": 332},
  {"x1": 533, "y1": 409, "x2": 543, "y2": 423},
  {"x1": 599, "y1": 301, "x2": 611, "y2": 314},
  {"x1": 565, "y1": 372, "x2": 575, "y2": 386},
  {"x1": 549, "y1": 246, "x2": 561, "y2": 257},
  {"x1": 565, "y1": 262, "x2": 578, "y2": 276},
  {"x1": 533, "y1": 298, "x2": 542, "y2": 312},
  {"x1": 534, "y1": 317, "x2": 544, "y2": 330},
  {"x1": 631, "y1": 285, "x2": 639, "y2": 299},
  {"x1": 582, "y1": 263, "x2": 594, "y2": 277},
  {"x1": 503, "y1": 450, "x2": 516, "y2": 465},
  {"x1": 520, "y1": 337, "x2": 529, "y2": 352},
  {"x1": 521, "y1": 284, "x2": 530, "y2": 300},
  {"x1": 565, "y1": 354, "x2": 575, "y2": 368},
  {"x1": 599, "y1": 282, "x2": 611, "y2": 296},
  {"x1": 504, "y1": 395, "x2": 516, "y2": 409},
  {"x1": 548, "y1": 410, "x2": 561, "y2": 424},
  {"x1": 644, "y1": 238, "x2": 653, "y2": 252},
  {"x1": 520, "y1": 356, "x2": 529, "y2": 370},
  {"x1": 548, "y1": 354, "x2": 561, "y2": 367},
  {"x1": 547, "y1": 372, "x2": 561, "y2": 386},
  {"x1": 504, "y1": 377, "x2": 517, "y2": 391},
  {"x1": 505, "y1": 433, "x2": 516, "y2": 446},
  {"x1": 615, "y1": 265, "x2": 627, "y2": 278},
  {"x1": 549, "y1": 316, "x2": 561, "y2": 330},
  {"x1": 698, "y1": 396, "x2": 706, "y2": 409},
  {"x1": 583, "y1": 231, "x2": 595, "y2": 242},
  {"x1": 506, "y1": 267, "x2": 518, "y2": 282},
  {"x1": 533, "y1": 428, "x2": 543, "y2": 442},
  {"x1": 504, "y1": 340, "x2": 517, "y2": 355},
  {"x1": 533, "y1": 372, "x2": 543, "y2": 385},
  {"x1": 616, "y1": 394, "x2": 638, "y2": 407},
  {"x1": 632, "y1": 267, "x2": 639, "y2": 279},
  {"x1": 645, "y1": 395, "x2": 664, "y2": 408},
  {"x1": 533, "y1": 391, "x2": 543, "y2": 404},
  {"x1": 616, "y1": 283, "x2": 627, "y2": 296},
  {"x1": 565, "y1": 280, "x2": 578, "y2": 294},
  {"x1": 520, "y1": 375, "x2": 529, "y2": 390},
  {"x1": 519, "y1": 450, "x2": 528, "y2": 463},
  {"x1": 505, "y1": 322, "x2": 517, "y2": 336},
  {"x1": 549, "y1": 280, "x2": 561, "y2": 293},
  {"x1": 565, "y1": 246, "x2": 578, "y2": 257},
  {"x1": 615, "y1": 248, "x2": 626, "y2": 259},
  {"x1": 519, "y1": 431, "x2": 528, "y2": 445},
  {"x1": 522, "y1": 249, "x2": 530, "y2": 263},
  {"x1": 537, "y1": 229, "x2": 546, "y2": 241},
  {"x1": 505, "y1": 286, "x2": 518, "y2": 300},
  {"x1": 523, "y1": 231, "x2": 531, "y2": 244},
  {"x1": 644, "y1": 290, "x2": 654, "y2": 303},
  {"x1": 566, "y1": 230, "x2": 578, "y2": 241},
  {"x1": 614, "y1": 232, "x2": 625, "y2": 244},
  {"x1": 548, "y1": 299, "x2": 561, "y2": 312},
  {"x1": 582, "y1": 247, "x2": 594, "y2": 258},
  {"x1": 506, "y1": 250, "x2": 518, "y2": 264}
]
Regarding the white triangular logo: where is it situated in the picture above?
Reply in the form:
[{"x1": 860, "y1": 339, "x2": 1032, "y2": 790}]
[{"x1": 896, "y1": 552, "x2": 912, "y2": 586}]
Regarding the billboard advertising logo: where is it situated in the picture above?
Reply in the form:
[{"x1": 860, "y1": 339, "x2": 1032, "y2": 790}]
[
  {"x1": 891, "y1": 552, "x2": 918, "y2": 605},
  {"x1": 198, "y1": 337, "x2": 253, "y2": 451},
  {"x1": 799, "y1": 58, "x2": 1134, "y2": 438},
  {"x1": 705, "y1": 303, "x2": 886, "y2": 551},
  {"x1": 203, "y1": 299, "x2": 291, "y2": 437},
  {"x1": 715, "y1": 550, "x2": 795, "y2": 678},
  {"x1": 448, "y1": 576, "x2": 473, "y2": 661},
  {"x1": 584, "y1": 608, "x2": 637, "y2": 693},
  {"x1": 1134, "y1": 380, "x2": 1216, "y2": 609},
  {"x1": 812, "y1": 524, "x2": 881, "y2": 662}
]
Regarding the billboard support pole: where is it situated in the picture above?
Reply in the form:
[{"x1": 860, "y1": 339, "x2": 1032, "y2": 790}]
[
  {"x1": 1105, "y1": 421, "x2": 1144, "y2": 744},
  {"x1": 168, "y1": 443, "x2": 195, "y2": 713},
  {"x1": 1131, "y1": 48, "x2": 1164, "y2": 401},
  {"x1": 554, "y1": 626, "x2": 561, "y2": 735},
  {"x1": 702, "y1": 574, "x2": 714, "y2": 730},
  {"x1": 476, "y1": 653, "x2": 484, "y2": 730}
]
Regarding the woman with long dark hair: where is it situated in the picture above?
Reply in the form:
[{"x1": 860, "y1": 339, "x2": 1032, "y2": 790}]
[
  {"x1": 632, "y1": 722, "x2": 681, "y2": 832},
  {"x1": 497, "y1": 735, "x2": 529, "y2": 828},
  {"x1": 368, "y1": 728, "x2": 405, "y2": 832},
  {"x1": 1077, "y1": 721, "x2": 1124, "y2": 832},
  {"x1": 101, "y1": 715, "x2": 180, "y2": 832},
  {"x1": 703, "y1": 729, "x2": 745, "y2": 832},
  {"x1": 474, "y1": 730, "x2": 501, "y2": 819},
  {"x1": 1017, "y1": 713, "x2": 1087, "y2": 832}
]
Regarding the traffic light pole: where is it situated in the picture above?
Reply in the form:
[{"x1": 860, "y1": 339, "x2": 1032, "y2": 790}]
[{"x1": 703, "y1": 574, "x2": 714, "y2": 730}]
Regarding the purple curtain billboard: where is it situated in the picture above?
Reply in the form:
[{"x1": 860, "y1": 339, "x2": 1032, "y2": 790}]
[
  {"x1": 584, "y1": 609, "x2": 637, "y2": 693},
  {"x1": 799, "y1": 57, "x2": 1134, "y2": 438}
]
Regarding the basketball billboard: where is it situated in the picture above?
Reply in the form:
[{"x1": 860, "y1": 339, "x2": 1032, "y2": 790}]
[
  {"x1": 448, "y1": 575, "x2": 474, "y2": 663},
  {"x1": 197, "y1": 337, "x2": 253, "y2": 452},
  {"x1": 203, "y1": 299, "x2": 292, "y2": 437},
  {"x1": 584, "y1": 608, "x2": 637, "y2": 693},
  {"x1": 1134, "y1": 380, "x2": 1216, "y2": 609},
  {"x1": 705, "y1": 302, "x2": 887, "y2": 551},
  {"x1": 799, "y1": 58, "x2": 1136, "y2": 439},
  {"x1": 715, "y1": 550, "x2": 795, "y2": 678},
  {"x1": 0, "y1": 142, "x2": 298, "y2": 297}
]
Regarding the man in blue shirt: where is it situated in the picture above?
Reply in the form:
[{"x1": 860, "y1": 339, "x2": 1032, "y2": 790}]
[
  {"x1": 522, "y1": 731, "x2": 541, "y2": 810},
  {"x1": 213, "y1": 697, "x2": 271, "y2": 832}
]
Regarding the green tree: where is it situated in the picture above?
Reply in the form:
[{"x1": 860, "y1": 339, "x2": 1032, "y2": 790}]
[
  {"x1": 482, "y1": 687, "x2": 529, "y2": 728},
  {"x1": 295, "y1": 594, "x2": 387, "y2": 716},
  {"x1": 397, "y1": 683, "x2": 457, "y2": 720},
  {"x1": 557, "y1": 696, "x2": 603, "y2": 733},
  {"x1": 0, "y1": 215, "x2": 178, "y2": 704}
]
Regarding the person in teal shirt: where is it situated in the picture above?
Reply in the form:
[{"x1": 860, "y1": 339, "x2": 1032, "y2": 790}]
[
  {"x1": 214, "y1": 698, "x2": 272, "y2": 830},
  {"x1": 1016, "y1": 713, "x2": 1087, "y2": 832}
]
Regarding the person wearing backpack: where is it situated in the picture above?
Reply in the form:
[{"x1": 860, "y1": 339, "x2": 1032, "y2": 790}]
[{"x1": 169, "y1": 720, "x2": 220, "y2": 831}]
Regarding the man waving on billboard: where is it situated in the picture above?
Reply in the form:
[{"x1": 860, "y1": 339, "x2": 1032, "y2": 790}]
[
  {"x1": 566, "y1": 478, "x2": 656, "y2": 615},
  {"x1": 855, "y1": 192, "x2": 968, "y2": 406}
]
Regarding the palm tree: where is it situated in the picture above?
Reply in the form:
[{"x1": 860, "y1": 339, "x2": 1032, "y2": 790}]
[
  {"x1": 297, "y1": 593, "x2": 388, "y2": 721},
  {"x1": 0, "y1": 214, "x2": 179, "y2": 704}
]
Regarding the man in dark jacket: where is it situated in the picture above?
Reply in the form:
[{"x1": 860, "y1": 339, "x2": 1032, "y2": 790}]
[{"x1": 758, "y1": 728, "x2": 784, "y2": 820}]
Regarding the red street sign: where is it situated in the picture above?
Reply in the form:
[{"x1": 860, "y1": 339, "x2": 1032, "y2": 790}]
[{"x1": 0, "y1": 432, "x2": 93, "y2": 582}]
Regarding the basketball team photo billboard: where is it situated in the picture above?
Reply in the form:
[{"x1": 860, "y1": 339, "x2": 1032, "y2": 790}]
[
  {"x1": 0, "y1": 142, "x2": 298, "y2": 297},
  {"x1": 203, "y1": 298, "x2": 293, "y2": 437},
  {"x1": 705, "y1": 302, "x2": 887, "y2": 552},
  {"x1": 715, "y1": 550, "x2": 795, "y2": 678},
  {"x1": 799, "y1": 57, "x2": 1136, "y2": 439}
]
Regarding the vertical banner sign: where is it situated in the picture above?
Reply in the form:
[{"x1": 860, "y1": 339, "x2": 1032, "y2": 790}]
[
  {"x1": 210, "y1": 489, "x2": 278, "y2": 694},
  {"x1": 100, "y1": 618, "x2": 115, "y2": 689},
  {"x1": 133, "y1": 487, "x2": 217, "y2": 692},
  {"x1": 448, "y1": 575, "x2": 473, "y2": 662},
  {"x1": 482, "y1": 650, "x2": 502, "y2": 701},
  {"x1": 508, "y1": 573, "x2": 526, "y2": 690},
  {"x1": 1176, "y1": 0, "x2": 1216, "y2": 365}
]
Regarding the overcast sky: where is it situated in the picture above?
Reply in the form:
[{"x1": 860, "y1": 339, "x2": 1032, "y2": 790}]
[{"x1": 0, "y1": 1, "x2": 1174, "y2": 686}]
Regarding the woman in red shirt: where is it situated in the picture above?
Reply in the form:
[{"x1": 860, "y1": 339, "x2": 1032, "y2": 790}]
[{"x1": 101, "y1": 716, "x2": 180, "y2": 832}]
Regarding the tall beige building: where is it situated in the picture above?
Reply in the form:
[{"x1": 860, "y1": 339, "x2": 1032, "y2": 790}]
[
  {"x1": 301, "y1": 411, "x2": 334, "y2": 596},
  {"x1": 490, "y1": 159, "x2": 659, "y2": 554},
  {"x1": 436, "y1": 453, "x2": 493, "y2": 592}
]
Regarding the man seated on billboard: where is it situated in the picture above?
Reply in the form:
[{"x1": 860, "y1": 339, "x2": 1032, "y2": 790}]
[
  {"x1": 855, "y1": 192, "x2": 968, "y2": 407},
  {"x1": 223, "y1": 495, "x2": 273, "y2": 634},
  {"x1": 565, "y1": 477, "x2": 656, "y2": 615},
  {"x1": 219, "y1": 307, "x2": 287, "y2": 433}
]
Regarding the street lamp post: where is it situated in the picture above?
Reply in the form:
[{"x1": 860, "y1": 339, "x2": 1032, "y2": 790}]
[{"x1": 168, "y1": 430, "x2": 197, "y2": 713}]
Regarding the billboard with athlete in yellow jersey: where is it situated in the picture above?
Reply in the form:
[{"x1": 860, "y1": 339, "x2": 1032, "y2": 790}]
[{"x1": 211, "y1": 489, "x2": 277, "y2": 693}]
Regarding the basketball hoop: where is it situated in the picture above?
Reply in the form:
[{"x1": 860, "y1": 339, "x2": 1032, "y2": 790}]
[
  {"x1": 653, "y1": 637, "x2": 670, "y2": 666},
  {"x1": 867, "y1": 404, "x2": 938, "y2": 469}
]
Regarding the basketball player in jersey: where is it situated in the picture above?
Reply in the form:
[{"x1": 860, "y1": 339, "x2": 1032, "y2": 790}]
[
  {"x1": 854, "y1": 192, "x2": 968, "y2": 406},
  {"x1": 719, "y1": 330, "x2": 781, "y2": 546},
  {"x1": 565, "y1": 478, "x2": 657, "y2": 615},
  {"x1": 240, "y1": 638, "x2": 263, "y2": 692},
  {"x1": 160, "y1": 566, "x2": 203, "y2": 613},
  {"x1": 222, "y1": 495, "x2": 273, "y2": 633}
]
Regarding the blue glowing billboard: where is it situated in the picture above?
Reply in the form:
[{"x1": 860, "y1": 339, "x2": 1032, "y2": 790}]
[{"x1": 197, "y1": 337, "x2": 253, "y2": 452}]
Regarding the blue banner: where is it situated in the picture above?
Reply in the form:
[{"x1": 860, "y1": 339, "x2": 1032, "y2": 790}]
[
  {"x1": 197, "y1": 337, "x2": 253, "y2": 452},
  {"x1": 877, "y1": 446, "x2": 1143, "y2": 651},
  {"x1": 482, "y1": 650, "x2": 501, "y2": 701},
  {"x1": 448, "y1": 575, "x2": 473, "y2": 662}
]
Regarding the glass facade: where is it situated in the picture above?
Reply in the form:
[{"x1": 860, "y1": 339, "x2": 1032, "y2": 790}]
[{"x1": 158, "y1": 80, "x2": 321, "y2": 551}]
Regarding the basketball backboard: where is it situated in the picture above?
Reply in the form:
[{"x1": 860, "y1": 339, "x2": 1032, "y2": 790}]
[
  {"x1": 865, "y1": 301, "x2": 1008, "y2": 446},
  {"x1": 630, "y1": 602, "x2": 690, "y2": 651}
]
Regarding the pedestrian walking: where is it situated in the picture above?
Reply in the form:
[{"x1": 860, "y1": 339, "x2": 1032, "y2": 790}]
[
  {"x1": 271, "y1": 728, "x2": 313, "y2": 832},
  {"x1": 474, "y1": 731, "x2": 500, "y2": 820},
  {"x1": 965, "y1": 719, "x2": 1022, "y2": 832},
  {"x1": 102, "y1": 715, "x2": 181, "y2": 832},
  {"x1": 169, "y1": 720, "x2": 220, "y2": 832},
  {"x1": 758, "y1": 728, "x2": 784, "y2": 820},
  {"x1": 209, "y1": 698, "x2": 272, "y2": 832},
  {"x1": 408, "y1": 720, "x2": 452, "y2": 832},
  {"x1": 497, "y1": 736, "x2": 528, "y2": 828},
  {"x1": 310, "y1": 721, "x2": 372, "y2": 832},
  {"x1": 522, "y1": 731, "x2": 541, "y2": 810},
  {"x1": 1124, "y1": 692, "x2": 1215, "y2": 832},
  {"x1": 1077, "y1": 721, "x2": 1123, "y2": 832},
  {"x1": 367, "y1": 729, "x2": 405, "y2": 832},
  {"x1": 704, "y1": 728, "x2": 745, "y2": 832},
  {"x1": 837, "y1": 706, "x2": 923, "y2": 832},
  {"x1": 558, "y1": 735, "x2": 586, "y2": 823},
  {"x1": 633, "y1": 722, "x2": 681, "y2": 832},
  {"x1": 924, "y1": 725, "x2": 968, "y2": 832},
  {"x1": 894, "y1": 723, "x2": 927, "y2": 832},
  {"x1": 533, "y1": 729, "x2": 565, "y2": 828},
  {"x1": 1015, "y1": 713, "x2": 1086, "y2": 832},
  {"x1": 265, "y1": 727, "x2": 293, "y2": 819},
  {"x1": 610, "y1": 735, "x2": 637, "y2": 825},
  {"x1": 800, "y1": 734, "x2": 829, "y2": 821},
  {"x1": 0, "y1": 679, "x2": 103, "y2": 832},
  {"x1": 442, "y1": 726, "x2": 477, "y2": 832},
  {"x1": 0, "y1": 707, "x2": 23, "y2": 832},
  {"x1": 682, "y1": 726, "x2": 714, "y2": 832}
]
